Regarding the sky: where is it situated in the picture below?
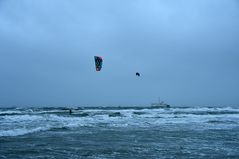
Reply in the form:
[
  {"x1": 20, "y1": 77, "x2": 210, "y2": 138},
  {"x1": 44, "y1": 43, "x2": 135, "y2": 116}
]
[{"x1": 0, "y1": 0, "x2": 239, "y2": 107}]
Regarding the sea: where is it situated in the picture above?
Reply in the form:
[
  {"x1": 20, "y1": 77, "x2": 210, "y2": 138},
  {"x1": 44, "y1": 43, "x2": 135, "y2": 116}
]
[{"x1": 0, "y1": 106, "x2": 239, "y2": 159}]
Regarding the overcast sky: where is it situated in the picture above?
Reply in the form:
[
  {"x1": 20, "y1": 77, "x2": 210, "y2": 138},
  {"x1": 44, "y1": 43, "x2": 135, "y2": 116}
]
[{"x1": 0, "y1": 0, "x2": 239, "y2": 107}]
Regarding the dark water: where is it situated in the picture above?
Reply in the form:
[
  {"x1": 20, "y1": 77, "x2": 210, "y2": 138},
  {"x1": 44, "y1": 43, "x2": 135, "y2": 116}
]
[{"x1": 0, "y1": 106, "x2": 239, "y2": 159}]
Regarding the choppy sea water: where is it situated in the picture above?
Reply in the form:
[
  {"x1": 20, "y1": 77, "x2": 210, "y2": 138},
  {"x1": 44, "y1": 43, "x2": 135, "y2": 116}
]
[{"x1": 0, "y1": 106, "x2": 239, "y2": 159}]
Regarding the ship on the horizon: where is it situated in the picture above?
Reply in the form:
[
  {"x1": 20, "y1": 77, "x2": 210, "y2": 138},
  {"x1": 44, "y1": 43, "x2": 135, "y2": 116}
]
[{"x1": 151, "y1": 97, "x2": 170, "y2": 108}]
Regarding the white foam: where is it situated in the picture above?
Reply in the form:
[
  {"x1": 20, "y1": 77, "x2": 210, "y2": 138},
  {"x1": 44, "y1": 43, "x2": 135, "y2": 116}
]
[
  {"x1": 0, "y1": 127, "x2": 50, "y2": 137},
  {"x1": 0, "y1": 110, "x2": 23, "y2": 115}
]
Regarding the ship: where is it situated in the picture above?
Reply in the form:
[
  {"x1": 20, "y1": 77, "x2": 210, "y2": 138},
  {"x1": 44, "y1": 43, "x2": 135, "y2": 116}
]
[{"x1": 151, "y1": 97, "x2": 170, "y2": 108}]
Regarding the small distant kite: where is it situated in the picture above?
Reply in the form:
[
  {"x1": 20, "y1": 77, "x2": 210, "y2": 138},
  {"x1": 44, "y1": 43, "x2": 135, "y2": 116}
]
[
  {"x1": 94, "y1": 56, "x2": 103, "y2": 71},
  {"x1": 136, "y1": 72, "x2": 140, "y2": 77}
]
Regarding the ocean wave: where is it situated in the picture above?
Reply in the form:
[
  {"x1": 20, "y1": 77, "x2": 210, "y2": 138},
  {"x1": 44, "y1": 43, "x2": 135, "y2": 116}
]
[
  {"x1": 1, "y1": 106, "x2": 239, "y2": 116},
  {"x1": 1, "y1": 107, "x2": 239, "y2": 137},
  {"x1": 0, "y1": 127, "x2": 50, "y2": 137},
  {"x1": 207, "y1": 120, "x2": 238, "y2": 124},
  {"x1": 0, "y1": 115, "x2": 87, "y2": 137}
]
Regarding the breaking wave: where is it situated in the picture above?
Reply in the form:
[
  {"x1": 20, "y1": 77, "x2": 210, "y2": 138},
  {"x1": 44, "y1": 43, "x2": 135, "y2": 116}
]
[{"x1": 0, "y1": 106, "x2": 239, "y2": 137}]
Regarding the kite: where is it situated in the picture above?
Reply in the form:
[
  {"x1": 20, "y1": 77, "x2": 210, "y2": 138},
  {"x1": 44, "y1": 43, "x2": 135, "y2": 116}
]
[{"x1": 94, "y1": 56, "x2": 103, "y2": 71}]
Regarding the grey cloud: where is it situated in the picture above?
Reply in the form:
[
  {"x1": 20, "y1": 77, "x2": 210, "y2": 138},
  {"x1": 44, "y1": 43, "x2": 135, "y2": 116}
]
[{"x1": 0, "y1": 0, "x2": 239, "y2": 107}]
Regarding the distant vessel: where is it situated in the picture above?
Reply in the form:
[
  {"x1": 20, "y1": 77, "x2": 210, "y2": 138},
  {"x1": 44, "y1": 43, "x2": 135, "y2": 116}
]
[{"x1": 151, "y1": 97, "x2": 170, "y2": 108}]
